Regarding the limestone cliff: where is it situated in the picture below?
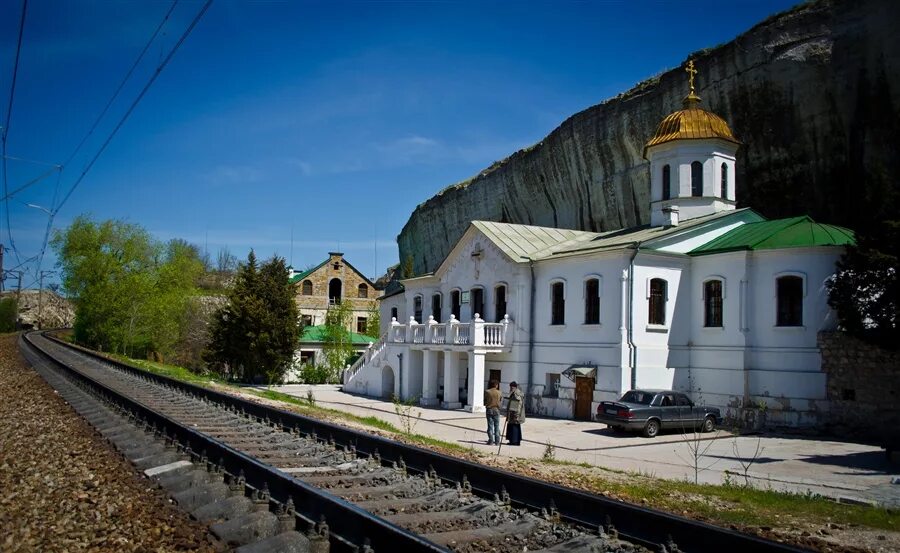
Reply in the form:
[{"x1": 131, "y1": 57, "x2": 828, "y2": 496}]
[{"x1": 398, "y1": 0, "x2": 900, "y2": 275}]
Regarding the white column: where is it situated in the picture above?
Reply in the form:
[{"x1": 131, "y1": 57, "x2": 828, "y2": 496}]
[
  {"x1": 466, "y1": 351, "x2": 486, "y2": 413},
  {"x1": 441, "y1": 351, "x2": 461, "y2": 409},
  {"x1": 421, "y1": 350, "x2": 439, "y2": 406}
]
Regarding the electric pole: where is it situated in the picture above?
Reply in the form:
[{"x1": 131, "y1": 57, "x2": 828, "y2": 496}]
[{"x1": 0, "y1": 243, "x2": 4, "y2": 293}]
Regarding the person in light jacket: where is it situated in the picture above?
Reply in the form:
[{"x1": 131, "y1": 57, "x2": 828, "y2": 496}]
[{"x1": 505, "y1": 381, "x2": 526, "y2": 445}]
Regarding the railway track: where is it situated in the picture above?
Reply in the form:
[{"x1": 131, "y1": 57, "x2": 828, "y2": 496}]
[{"x1": 21, "y1": 331, "x2": 809, "y2": 553}]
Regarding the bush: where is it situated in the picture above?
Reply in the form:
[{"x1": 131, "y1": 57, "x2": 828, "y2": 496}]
[
  {"x1": 298, "y1": 363, "x2": 336, "y2": 384},
  {"x1": 0, "y1": 298, "x2": 17, "y2": 332}
]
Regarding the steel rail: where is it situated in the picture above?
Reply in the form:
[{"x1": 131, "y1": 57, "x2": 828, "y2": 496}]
[
  {"x1": 24, "y1": 332, "x2": 447, "y2": 553},
  {"x1": 37, "y1": 331, "x2": 809, "y2": 553}
]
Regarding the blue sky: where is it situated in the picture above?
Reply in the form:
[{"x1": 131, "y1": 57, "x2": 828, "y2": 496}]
[{"x1": 1, "y1": 0, "x2": 797, "y2": 289}]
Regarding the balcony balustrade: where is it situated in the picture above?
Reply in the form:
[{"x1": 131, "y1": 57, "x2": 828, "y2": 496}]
[{"x1": 389, "y1": 314, "x2": 512, "y2": 350}]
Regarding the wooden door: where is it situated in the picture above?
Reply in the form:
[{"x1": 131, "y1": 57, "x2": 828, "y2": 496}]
[{"x1": 574, "y1": 377, "x2": 594, "y2": 420}]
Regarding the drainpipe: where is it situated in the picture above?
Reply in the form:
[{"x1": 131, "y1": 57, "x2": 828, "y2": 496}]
[
  {"x1": 397, "y1": 353, "x2": 404, "y2": 399},
  {"x1": 626, "y1": 243, "x2": 641, "y2": 390},
  {"x1": 527, "y1": 257, "x2": 536, "y2": 410}
]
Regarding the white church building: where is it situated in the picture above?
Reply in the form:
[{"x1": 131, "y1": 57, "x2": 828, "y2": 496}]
[{"x1": 344, "y1": 66, "x2": 854, "y2": 428}]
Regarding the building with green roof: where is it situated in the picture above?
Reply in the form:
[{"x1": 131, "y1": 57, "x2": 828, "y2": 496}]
[{"x1": 356, "y1": 71, "x2": 855, "y2": 429}]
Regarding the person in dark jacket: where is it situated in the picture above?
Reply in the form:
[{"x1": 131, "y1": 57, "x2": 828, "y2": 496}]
[
  {"x1": 484, "y1": 380, "x2": 501, "y2": 445},
  {"x1": 505, "y1": 381, "x2": 526, "y2": 445}
]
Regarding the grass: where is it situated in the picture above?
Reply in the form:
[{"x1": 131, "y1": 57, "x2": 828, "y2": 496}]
[{"x1": 106, "y1": 352, "x2": 896, "y2": 536}]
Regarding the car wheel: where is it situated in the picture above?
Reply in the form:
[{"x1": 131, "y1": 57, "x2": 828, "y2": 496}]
[
  {"x1": 702, "y1": 416, "x2": 716, "y2": 433},
  {"x1": 643, "y1": 419, "x2": 660, "y2": 438}
]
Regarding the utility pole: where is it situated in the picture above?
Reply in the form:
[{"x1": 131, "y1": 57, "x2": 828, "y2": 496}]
[{"x1": 0, "y1": 243, "x2": 4, "y2": 292}]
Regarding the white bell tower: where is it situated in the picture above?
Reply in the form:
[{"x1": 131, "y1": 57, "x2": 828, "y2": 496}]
[{"x1": 644, "y1": 61, "x2": 741, "y2": 227}]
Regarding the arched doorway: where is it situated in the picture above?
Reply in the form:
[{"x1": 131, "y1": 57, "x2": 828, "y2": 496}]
[
  {"x1": 328, "y1": 278, "x2": 342, "y2": 304},
  {"x1": 381, "y1": 365, "x2": 395, "y2": 399}
]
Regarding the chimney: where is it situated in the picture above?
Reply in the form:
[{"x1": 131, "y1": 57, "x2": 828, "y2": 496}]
[{"x1": 662, "y1": 205, "x2": 680, "y2": 227}]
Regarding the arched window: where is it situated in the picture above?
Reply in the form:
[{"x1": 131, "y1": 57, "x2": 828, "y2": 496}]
[
  {"x1": 776, "y1": 276, "x2": 804, "y2": 326},
  {"x1": 584, "y1": 278, "x2": 600, "y2": 324},
  {"x1": 470, "y1": 287, "x2": 485, "y2": 320},
  {"x1": 301, "y1": 280, "x2": 313, "y2": 296},
  {"x1": 662, "y1": 164, "x2": 671, "y2": 201},
  {"x1": 704, "y1": 279, "x2": 723, "y2": 327},
  {"x1": 720, "y1": 163, "x2": 728, "y2": 198},
  {"x1": 431, "y1": 293, "x2": 442, "y2": 323},
  {"x1": 649, "y1": 278, "x2": 667, "y2": 325},
  {"x1": 390, "y1": 307, "x2": 398, "y2": 321},
  {"x1": 691, "y1": 161, "x2": 703, "y2": 197},
  {"x1": 550, "y1": 281, "x2": 565, "y2": 325},
  {"x1": 357, "y1": 283, "x2": 369, "y2": 298},
  {"x1": 413, "y1": 295, "x2": 423, "y2": 323},
  {"x1": 494, "y1": 284, "x2": 507, "y2": 322},
  {"x1": 450, "y1": 290, "x2": 461, "y2": 320},
  {"x1": 328, "y1": 278, "x2": 342, "y2": 304}
]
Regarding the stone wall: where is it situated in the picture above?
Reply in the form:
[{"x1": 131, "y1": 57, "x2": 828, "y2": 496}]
[
  {"x1": 295, "y1": 253, "x2": 378, "y2": 330},
  {"x1": 820, "y1": 331, "x2": 900, "y2": 441},
  {"x1": 398, "y1": 0, "x2": 900, "y2": 276}
]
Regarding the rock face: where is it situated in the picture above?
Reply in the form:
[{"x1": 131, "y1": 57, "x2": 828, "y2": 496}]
[
  {"x1": 398, "y1": 0, "x2": 900, "y2": 276},
  {"x1": 1, "y1": 290, "x2": 75, "y2": 329}
]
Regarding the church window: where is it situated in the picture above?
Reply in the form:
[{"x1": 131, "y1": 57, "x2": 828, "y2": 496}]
[
  {"x1": 494, "y1": 284, "x2": 507, "y2": 322},
  {"x1": 704, "y1": 279, "x2": 723, "y2": 327},
  {"x1": 550, "y1": 281, "x2": 565, "y2": 325},
  {"x1": 431, "y1": 293, "x2": 442, "y2": 322},
  {"x1": 649, "y1": 278, "x2": 667, "y2": 325},
  {"x1": 776, "y1": 276, "x2": 804, "y2": 327},
  {"x1": 301, "y1": 280, "x2": 313, "y2": 296},
  {"x1": 333, "y1": 262, "x2": 340, "y2": 270},
  {"x1": 451, "y1": 290, "x2": 461, "y2": 319},
  {"x1": 720, "y1": 163, "x2": 728, "y2": 198},
  {"x1": 390, "y1": 307, "x2": 398, "y2": 321},
  {"x1": 691, "y1": 161, "x2": 703, "y2": 197},
  {"x1": 358, "y1": 283, "x2": 368, "y2": 298},
  {"x1": 584, "y1": 277, "x2": 600, "y2": 325},
  {"x1": 471, "y1": 287, "x2": 485, "y2": 320},
  {"x1": 662, "y1": 164, "x2": 671, "y2": 200},
  {"x1": 413, "y1": 295, "x2": 423, "y2": 323}
]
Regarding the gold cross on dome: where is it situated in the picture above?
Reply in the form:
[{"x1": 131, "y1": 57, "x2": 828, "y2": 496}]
[{"x1": 686, "y1": 60, "x2": 698, "y2": 94}]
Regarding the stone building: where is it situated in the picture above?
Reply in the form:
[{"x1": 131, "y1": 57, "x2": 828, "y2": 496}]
[
  {"x1": 291, "y1": 253, "x2": 379, "y2": 367},
  {"x1": 346, "y1": 65, "x2": 855, "y2": 429}
]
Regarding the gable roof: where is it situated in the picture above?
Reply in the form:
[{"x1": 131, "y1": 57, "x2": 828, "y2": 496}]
[
  {"x1": 289, "y1": 255, "x2": 377, "y2": 288},
  {"x1": 689, "y1": 216, "x2": 855, "y2": 256},
  {"x1": 299, "y1": 324, "x2": 376, "y2": 345}
]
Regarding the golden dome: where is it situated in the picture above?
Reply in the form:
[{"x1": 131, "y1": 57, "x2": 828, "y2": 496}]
[{"x1": 644, "y1": 94, "x2": 740, "y2": 157}]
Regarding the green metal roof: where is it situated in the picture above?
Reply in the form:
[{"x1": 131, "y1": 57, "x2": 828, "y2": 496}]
[
  {"x1": 689, "y1": 216, "x2": 855, "y2": 256},
  {"x1": 299, "y1": 324, "x2": 376, "y2": 345},
  {"x1": 289, "y1": 259, "x2": 328, "y2": 284}
]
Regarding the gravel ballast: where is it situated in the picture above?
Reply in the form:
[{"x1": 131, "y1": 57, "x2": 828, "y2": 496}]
[{"x1": 0, "y1": 334, "x2": 217, "y2": 552}]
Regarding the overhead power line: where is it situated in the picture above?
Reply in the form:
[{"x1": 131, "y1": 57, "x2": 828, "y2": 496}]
[
  {"x1": 61, "y1": 0, "x2": 180, "y2": 169},
  {"x1": 1, "y1": 0, "x2": 29, "y2": 265},
  {"x1": 54, "y1": 0, "x2": 213, "y2": 216}
]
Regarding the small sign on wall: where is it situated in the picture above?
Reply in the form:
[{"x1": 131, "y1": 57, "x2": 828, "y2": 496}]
[{"x1": 460, "y1": 291, "x2": 470, "y2": 304}]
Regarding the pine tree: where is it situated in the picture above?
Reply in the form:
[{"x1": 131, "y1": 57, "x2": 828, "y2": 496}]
[{"x1": 205, "y1": 251, "x2": 299, "y2": 381}]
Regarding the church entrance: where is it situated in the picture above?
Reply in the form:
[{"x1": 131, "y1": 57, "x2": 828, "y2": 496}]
[{"x1": 574, "y1": 376, "x2": 594, "y2": 420}]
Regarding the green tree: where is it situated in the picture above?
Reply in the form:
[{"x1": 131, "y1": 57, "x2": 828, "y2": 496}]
[
  {"x1": 320, "y1": 298, "x2": 354, "y2": 380},
  {"x1": 204, "y1": 251, "x2": 299, "y2": 382},
  {"x1": 363, "y1": 305, "x2": 381, "y2": 338},
  {"x1": 51, "y1": 217, "x2": 204, "y2": 358},
  {"x1": 827, "y1": 220, "x2": 899, "y2": 348}
]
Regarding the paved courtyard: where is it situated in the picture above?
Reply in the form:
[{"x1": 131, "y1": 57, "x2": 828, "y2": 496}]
[{"x1": 258, "y1": 384, "x2": 900, "y2": 508}]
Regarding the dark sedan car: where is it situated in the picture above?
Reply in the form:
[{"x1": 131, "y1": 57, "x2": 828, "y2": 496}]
[{"x1": 595, "y1": 389, "x2": 723, "y2": 438}]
